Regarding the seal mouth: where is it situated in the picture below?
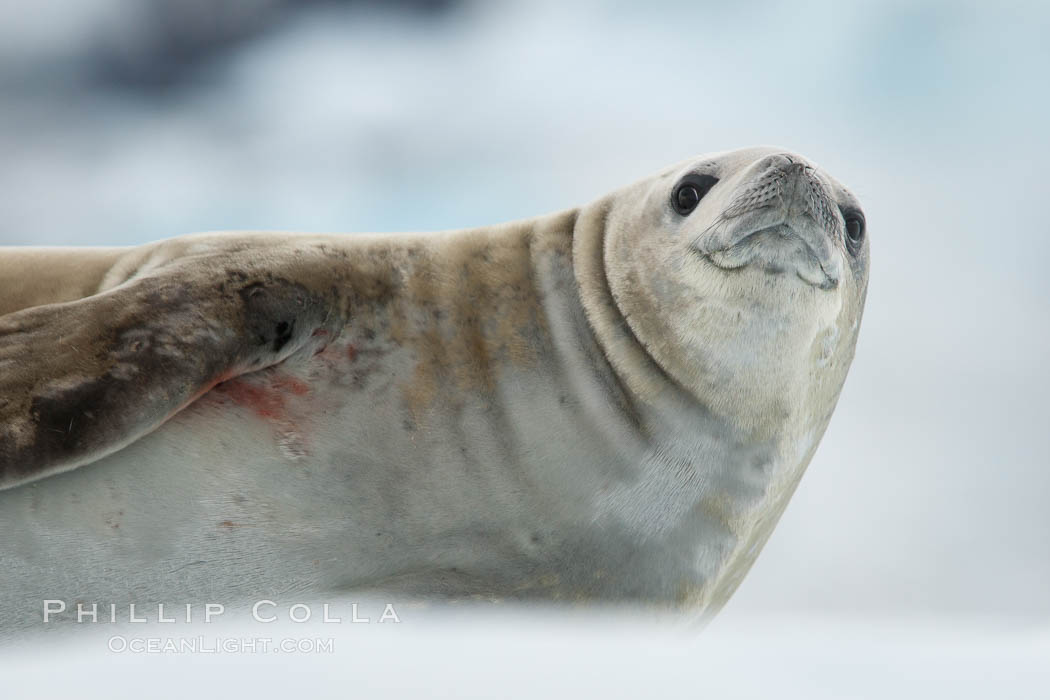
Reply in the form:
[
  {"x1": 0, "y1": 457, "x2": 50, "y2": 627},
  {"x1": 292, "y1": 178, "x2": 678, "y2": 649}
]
[{"x1": 700, "y1": 222, "x2": 840, "y2": 290}]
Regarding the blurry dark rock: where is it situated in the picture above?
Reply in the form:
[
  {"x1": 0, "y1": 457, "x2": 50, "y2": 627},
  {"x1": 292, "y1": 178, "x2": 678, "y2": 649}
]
[
  {"x1": 9, "y1": 0, "x2": 458, "y2": 95},
  {"x1": 94, "y1": 0, "x2": 458, "y2": 91}
]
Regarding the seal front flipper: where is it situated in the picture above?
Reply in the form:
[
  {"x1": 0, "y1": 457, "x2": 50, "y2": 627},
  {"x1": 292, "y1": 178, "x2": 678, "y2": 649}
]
[{"x1": 0, "y1": 249, "x2": 343, "y2": 491}]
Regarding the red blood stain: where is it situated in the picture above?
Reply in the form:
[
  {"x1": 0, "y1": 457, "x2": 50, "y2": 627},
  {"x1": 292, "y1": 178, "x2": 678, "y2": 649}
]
[
  {"x1": 215, "y1": 379, "x2": 287, "y2": 421},
  {"x1": 271, "y1": 376, "x2": 310, "y2": 396},
  {"x1": 311, "y1": 328, "x2": 330, "y2": 337},
  {"x1": 346, "y1": 344, "x2": 358, "y2": 362}
]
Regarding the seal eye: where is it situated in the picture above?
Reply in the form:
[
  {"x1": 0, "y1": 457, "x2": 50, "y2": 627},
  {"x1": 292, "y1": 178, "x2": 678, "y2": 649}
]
[
  {"x1": 842, "y1": 209, "x2": 865, "y2": 253},
  {"x1": 675, "y1": 185, "x2": 700, "y2": 214},
  {"x1": 672, "y1": 174, "x2": 718, "y2": 216}
]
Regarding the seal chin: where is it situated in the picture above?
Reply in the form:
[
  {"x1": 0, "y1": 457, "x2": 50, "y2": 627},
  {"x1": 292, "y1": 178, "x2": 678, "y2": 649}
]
[{"x1": 701, "y1": 223, "x2": 841, "y2": 290}]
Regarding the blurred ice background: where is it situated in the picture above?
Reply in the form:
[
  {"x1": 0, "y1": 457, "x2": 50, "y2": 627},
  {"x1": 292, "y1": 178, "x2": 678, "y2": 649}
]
[{"x1": 1, "y1": 0, "x2": 1047, "y2": 694}]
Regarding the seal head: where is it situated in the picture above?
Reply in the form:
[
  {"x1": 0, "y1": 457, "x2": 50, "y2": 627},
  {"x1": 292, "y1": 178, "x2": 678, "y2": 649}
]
[{"x1": 595, "y1": 147, "x2": 868, "y2": 436}]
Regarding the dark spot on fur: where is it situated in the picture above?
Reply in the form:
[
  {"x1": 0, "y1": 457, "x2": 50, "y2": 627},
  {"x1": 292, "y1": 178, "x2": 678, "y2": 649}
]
[
  {"x1": 19, "y1": 376, "x2": 116, "y2": 477},
  {"x1": 273, "y1": 320, "x2": 294, "y2": 352},
  {"x1": 237, "y1": 279, "x2": 324, "y2": 355}
]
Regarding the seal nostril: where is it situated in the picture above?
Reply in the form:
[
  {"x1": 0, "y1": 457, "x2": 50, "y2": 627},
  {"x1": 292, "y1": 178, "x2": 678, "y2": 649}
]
[{"x1": 767, "y1": 153, "x2": 797, "y2": 170}]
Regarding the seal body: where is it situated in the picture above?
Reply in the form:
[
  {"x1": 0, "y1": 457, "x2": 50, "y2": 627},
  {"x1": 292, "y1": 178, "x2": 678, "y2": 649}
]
[{"x1": 0, "y1": 147, "x2": 868, "y2": 631}]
